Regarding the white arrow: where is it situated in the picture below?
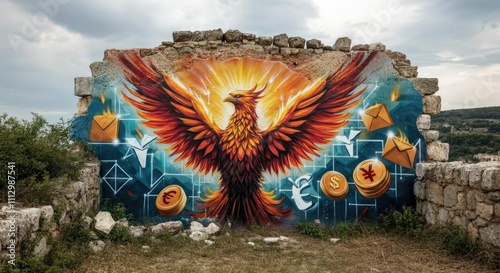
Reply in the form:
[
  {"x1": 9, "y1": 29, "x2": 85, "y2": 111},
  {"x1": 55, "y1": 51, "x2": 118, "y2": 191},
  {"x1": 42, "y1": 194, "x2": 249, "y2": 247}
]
[{"x1": 125, "y1": 134, "x2": 157, "y2": 168}]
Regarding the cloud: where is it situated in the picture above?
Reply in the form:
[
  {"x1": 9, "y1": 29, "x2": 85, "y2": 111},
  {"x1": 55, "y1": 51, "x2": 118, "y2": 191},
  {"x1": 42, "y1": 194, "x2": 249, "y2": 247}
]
[{"x1": 1, "y1": 0, "x2": 500, "y2": 123}]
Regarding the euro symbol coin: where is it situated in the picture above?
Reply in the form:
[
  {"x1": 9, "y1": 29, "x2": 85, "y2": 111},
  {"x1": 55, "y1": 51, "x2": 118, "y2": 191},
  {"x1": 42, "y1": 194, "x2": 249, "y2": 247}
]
[
  {"x1": 156, "y1": 184, "x2": 187, "y2": 217},
  {"x1": 320, "y1": 171, "x2": 348, "y2": 200}
]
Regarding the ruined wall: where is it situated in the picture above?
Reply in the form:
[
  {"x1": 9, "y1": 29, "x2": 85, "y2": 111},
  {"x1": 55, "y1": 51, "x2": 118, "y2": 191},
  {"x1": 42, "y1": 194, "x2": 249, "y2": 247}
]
[
  {"x1": 0, "y1": 160, "x2": 99, "y2": 258},
  {"x1": 415, "y1": 162, "x2": 500, "y2": 250},
  {"x1": 71, "y1": 29, "x2": 446, "y2": 227}
]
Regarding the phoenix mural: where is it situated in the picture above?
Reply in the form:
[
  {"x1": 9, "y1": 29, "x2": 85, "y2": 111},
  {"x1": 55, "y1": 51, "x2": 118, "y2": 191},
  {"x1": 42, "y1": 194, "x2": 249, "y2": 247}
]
[{"x1": 71, "y1": 49, "x2": 425, "y2": 227}]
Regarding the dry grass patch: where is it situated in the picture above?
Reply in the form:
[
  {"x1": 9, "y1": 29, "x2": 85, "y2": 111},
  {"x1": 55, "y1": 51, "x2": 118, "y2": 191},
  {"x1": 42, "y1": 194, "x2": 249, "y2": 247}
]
[{"x1": 76, "y1": 228, "x2": 496, "y2": 273}]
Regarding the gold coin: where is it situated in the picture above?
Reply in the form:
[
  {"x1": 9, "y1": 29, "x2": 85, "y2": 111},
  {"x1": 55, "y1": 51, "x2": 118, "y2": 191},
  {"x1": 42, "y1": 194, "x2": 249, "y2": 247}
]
[
  {"x1": 156, "y1": 184, "x2": 187, "y2": 217},
  {"x1": 354, "y1": 159, "x2": 391, "y2": 199},
  {"x1": 354, "y1": 159, "x2": 386, "y2": 189},
  {"x1": 320, "y1": 171, "x2": 349, "y2": 200}
]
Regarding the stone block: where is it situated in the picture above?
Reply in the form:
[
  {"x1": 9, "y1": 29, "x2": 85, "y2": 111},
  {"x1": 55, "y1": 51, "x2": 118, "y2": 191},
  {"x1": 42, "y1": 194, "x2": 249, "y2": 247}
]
[
  {"x1": 427, "y1": 182, "x2": 444, "y2": 205},
  {"x1": 224, "y1": 29, "x2": 243, "y2": 43},
  {"x1": 384, "y1": 50, "x2": 406, "y2": 60},
  {"x1": 410, "y1": 78, "x2": 439, "y2": 95},
  {"x1": 162, "y1": 47, "x2": 179, "y2": 60},
  {"x1": 172, "y1": 31, "x2": 192, "y2": 42},
  {"x1": 77, "y1": 96, "x2": 92, "y2": 115},
  {"x1": 398, "y1": 66, "x2": 418, "y2": 78},
  {"x1": 495, "y1": 204, "x2": 500, "y2": 218},
  {"x1": 482, "y1": 167, "x2": 500, "y2": 191},
  {"x1": 190, "y1": 231, "x2": 209, "y2": 241},
  {"x1": 264, "y1": 46, "x2": 280, "y2": 55},
  {"x1": 453, "y1": 216, "x2": 466, "y2": 229},
  {"x1": 479, "y1": 224, "x2": 500, "y2": 247},
  {"x1": 273, "y1": 33, "x2": 289, "y2": 47},
  {"x1": 416, "y1": 115, "x2": 431, "y2": 130},
  {"x1": 423, "y1": 130, "x2": 440, "y2": 142},
  {"x1": 240, "y1": 44, "x2": 264, "y2": 53},
  {"x1": 443, "y1": 161, "x2": 463, "y2": 183},
  {"x1": 205, "y1": 28, "x2": 224, "y2": 41},
  {"x1": 333, "y1": 37, "x2": 351, "y2": 52},
  {"x1": 74, "y1": 77, "x2": 93, "y2": 97},
  {"x1": 456, "y1": 192, "x2": 466, "y2": 210},
  {"x1": 40, "y1": 206, "x2": 54, "y2": 222},
  {"x1": 191, "y1": 30, "x2": 205, "y2": 41},
  {"x1": 475, "y1": 217, "x2": 488, "y2": 227},
  {"x1": 488, "y1": 192, "x2": 500, "y2": 202},
  {"x1": 476, "y1": 203, "x2": 494, "y2": 220},
  {"x1": 280, "y1": 47, "x2": 292, "y2": 57},
  {"x1": 20, "y1": 208, "x2": 41, "y2": 232},
  {"x1": 467, "y1": 191, "x2": 477, "y2": 211},
  {"x1": 306, "y1": 39, "x2": 322, "y2": 49},
  {"x1": 414, "y1": 180, "x2": 426, "y2": 200},
  {"x1": 352, "y1": 44, "x2": 369, "y2": 51},
  {"x1": 256, "y1": 36, "x2": 273, "y2": 46},
  {"x1": 242, "y1": 32, "x2": 256, "y2": 40},
  {"x1": 466, "y1": 210, "x2": 477, "y2": 220},
  {"x1": 424, "y1": 202, "x2": 438, "y2": 225},
  {"x1": 469, "y1": 167, "x2": 483, "y2": 189},
  {"x1": 467, "y1": 222, "x2": 479, "y2": 240},
  {"x1": 206, "y1": 223, "x2": 221, "y2": 235},
  {"x1": 438, "y1": 208, "x2": 450, "y2": 225},
  {"x1": 458, "y1": 164, "x2": 472, "y2": 186},
  {"x1": 94, "y1": 211, "x2": 116, "y2": 235},
  {"x1": 288, "y1": 37, "x2": 305, "y2": 48},
  {"x1": 369, "y1": 42, "x2": 386, "y2": 51},
  {"x1": 422, "y1": 95, "x2": 441, "y2": 115},
  {"x1": 426, "y1": 141, "x2": 449, "y2": 162},
  {"x1": 443, "y1": 185, "x2": 458, "y2": 207},
  {"x1": 415, "y1": 163, "x2": 433, "y2": 180}
]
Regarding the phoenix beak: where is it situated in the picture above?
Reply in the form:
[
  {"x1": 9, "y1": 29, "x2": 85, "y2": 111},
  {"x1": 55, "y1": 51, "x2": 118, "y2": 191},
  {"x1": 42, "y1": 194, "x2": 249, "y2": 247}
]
[{"x1": 224, "y1": 96, "x2": 235, "y2": 102}]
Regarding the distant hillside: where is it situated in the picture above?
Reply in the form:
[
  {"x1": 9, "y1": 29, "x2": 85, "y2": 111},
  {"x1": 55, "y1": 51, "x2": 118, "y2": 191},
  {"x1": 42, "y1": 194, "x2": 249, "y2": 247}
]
[{"x1": 431, "y1": 106, "x2": 500, "y2": 162}]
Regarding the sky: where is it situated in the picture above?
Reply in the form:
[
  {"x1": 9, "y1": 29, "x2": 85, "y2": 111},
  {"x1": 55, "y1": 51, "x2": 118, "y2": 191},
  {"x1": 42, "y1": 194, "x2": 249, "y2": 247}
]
[{"x1": 1, "y1": 0, "x2": 499, "y2": 123}]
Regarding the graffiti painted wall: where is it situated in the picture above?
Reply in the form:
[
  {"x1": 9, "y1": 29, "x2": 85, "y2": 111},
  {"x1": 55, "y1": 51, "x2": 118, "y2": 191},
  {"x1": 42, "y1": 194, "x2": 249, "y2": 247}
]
[{"x1": 72, "y1": 30, "x2": 430, "y2": 227}]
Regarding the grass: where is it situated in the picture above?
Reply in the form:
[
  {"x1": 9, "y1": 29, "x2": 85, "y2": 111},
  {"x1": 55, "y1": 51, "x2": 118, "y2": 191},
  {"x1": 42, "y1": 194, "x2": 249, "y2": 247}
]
[
  {"x1": 2, "y1": 207, "x2": 498, "y2": 272},
  {"x1": 75, "y1": 227, "x2": 497, "y2": 273}
]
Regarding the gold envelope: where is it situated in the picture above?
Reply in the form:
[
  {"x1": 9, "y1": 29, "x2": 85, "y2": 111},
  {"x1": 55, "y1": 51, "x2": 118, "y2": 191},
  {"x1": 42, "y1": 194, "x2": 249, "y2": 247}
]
[
  {"x1": 89, "y1": 114, "x2": 119, "y2": 142},
  {"x1": 382, "y1": 136, "x2": 417, "y2": 169},
  {"x1": 361, "y1": 103, "x2": 393, "y2": 132}
]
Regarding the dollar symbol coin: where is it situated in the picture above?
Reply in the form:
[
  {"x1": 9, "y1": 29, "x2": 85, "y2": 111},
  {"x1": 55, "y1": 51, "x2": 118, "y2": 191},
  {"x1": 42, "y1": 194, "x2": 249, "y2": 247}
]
[{"x1": 320, "y1": 171, "x2": 348, "y2": 200}]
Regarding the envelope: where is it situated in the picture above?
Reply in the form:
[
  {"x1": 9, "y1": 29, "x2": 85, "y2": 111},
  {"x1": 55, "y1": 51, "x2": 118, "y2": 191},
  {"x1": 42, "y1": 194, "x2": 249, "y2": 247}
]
[
  {"x1": 361, "y1": 103, "x2": 393, "y2": 132},
  {"x1": 382, "y1": 136, "x2": 416, "y2": 169},
  {"x1": 89, "y1": 114, "x2": 119, "y2": 142}
]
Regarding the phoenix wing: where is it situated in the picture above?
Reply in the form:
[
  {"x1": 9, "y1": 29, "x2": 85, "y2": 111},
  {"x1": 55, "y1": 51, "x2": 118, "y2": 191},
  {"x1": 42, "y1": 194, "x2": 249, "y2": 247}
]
[
  {"x1": 119, "y1": 52, "x2": 223, "y2": 173},
  {"x1": 261, "y1": 51, "x2": 378, "y2": 174}
]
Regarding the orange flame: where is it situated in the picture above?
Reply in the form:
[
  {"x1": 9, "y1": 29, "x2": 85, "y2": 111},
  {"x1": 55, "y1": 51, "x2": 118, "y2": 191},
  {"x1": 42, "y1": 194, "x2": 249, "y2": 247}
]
[
  {"x1": 99, "y1": 91, "x2": 106, "y2": 104},
  {"x1": 395, "y1": 129, "x2": 409, "y2": 143},
  {"x1": 391, "y1": 84, "x2": 400, "y2": 102},
  {"x1": 102, "y1": 107, "x2": 113, "y2": 116}
]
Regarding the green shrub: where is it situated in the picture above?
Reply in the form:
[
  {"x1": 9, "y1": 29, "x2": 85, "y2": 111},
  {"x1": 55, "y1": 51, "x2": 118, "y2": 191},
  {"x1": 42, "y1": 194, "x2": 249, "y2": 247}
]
[
  {"x1": 379, "y1": 206, "x2": 423, "y2": 237},
  {"x1": 99, "y1": 198, "x2": 133, "y2": 221},
  {"x1": 331, "y1": 221, "x2": 375, "y2": 239},
  {"x1": 296, "y1": 222, "x2": 328, "y2": 239},
  {"x1": 104, "y1": 225, "x2": 133, "y2": 243},
  {"x1": 0, "y1": 113, "x2": 86, "y2": 204}
]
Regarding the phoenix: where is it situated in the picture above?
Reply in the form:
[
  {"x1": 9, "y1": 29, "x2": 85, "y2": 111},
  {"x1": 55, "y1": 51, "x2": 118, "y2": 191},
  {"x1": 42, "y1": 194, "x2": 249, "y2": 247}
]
[{"x1": 119, "y1": 51, "x2": 377, "y2": 227}]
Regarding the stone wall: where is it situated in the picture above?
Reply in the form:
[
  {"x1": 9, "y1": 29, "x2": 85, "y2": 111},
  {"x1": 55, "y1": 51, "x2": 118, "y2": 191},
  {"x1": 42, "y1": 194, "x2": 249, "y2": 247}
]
[
  {"x1": 0, "y1": 159, "x2": 99, "y2": 259},
  {"x1": 414, "y1": 161, "x2": 500, "y2": 250},
  {"x1": 74, "y1": 28, "x2": 448, "y2": 164}
]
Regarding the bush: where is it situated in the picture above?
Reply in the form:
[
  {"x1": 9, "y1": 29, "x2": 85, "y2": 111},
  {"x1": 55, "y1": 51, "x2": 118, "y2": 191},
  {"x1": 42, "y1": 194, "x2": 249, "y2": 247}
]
[
  {"x1": 379, "y1": 206, "x2": 423, "y2": 238},
  {"x1": 296, "y1": 222, "x2": 328, "y2": 239},
  {"x1": 0, "y1": 113, "x2": 85, "y2": 204},
  {"x1": 331, "y1": 221, "x2": 375, "y2": 239}
]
